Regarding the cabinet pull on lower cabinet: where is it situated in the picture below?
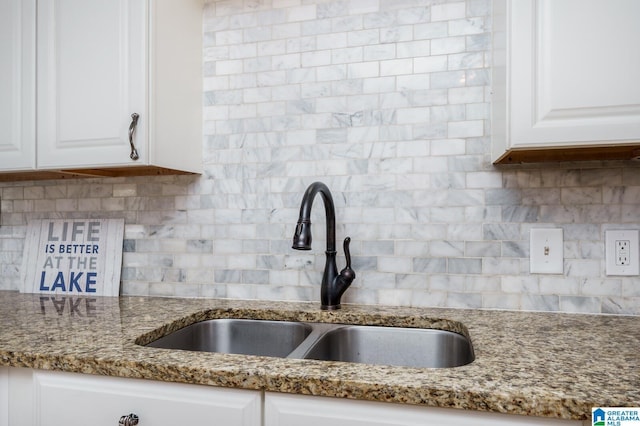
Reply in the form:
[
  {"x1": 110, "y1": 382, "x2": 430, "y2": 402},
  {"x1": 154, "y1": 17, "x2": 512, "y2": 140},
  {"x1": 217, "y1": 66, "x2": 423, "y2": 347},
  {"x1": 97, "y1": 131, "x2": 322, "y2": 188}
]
[
  {"x1": 128, "y1": 113, "x2": 140, "y2": 161},
  {"x1": 119, "y1": 413, "x2": 139, "y2": 426}
]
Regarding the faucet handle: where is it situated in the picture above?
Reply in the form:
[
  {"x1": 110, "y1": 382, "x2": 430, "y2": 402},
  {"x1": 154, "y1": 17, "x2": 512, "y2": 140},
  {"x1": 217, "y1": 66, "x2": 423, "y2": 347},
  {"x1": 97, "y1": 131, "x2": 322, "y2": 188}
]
[
  {"x1": 343, "y1": 237, "x2": 352, "y2": 268},
  {"x1": 340, "y1": 237, "x2": 356, "y2": 282}
]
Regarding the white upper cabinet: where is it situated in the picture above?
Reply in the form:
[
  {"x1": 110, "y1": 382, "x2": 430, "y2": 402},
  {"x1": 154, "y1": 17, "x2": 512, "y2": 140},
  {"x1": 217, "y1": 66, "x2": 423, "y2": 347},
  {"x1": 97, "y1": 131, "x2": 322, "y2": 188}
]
[
  {"x1": 492, "y1": 0, "x2": 640, "y2": 164},
  {"x1": 0, "y1": 0, "x2": 35, "y2": 171},
  {"x1": 37, "y1": 0, "x2": 147, "y2": 169},
  {"x1": 1, "y1": 0, "x2": 202, "y2": 179}
]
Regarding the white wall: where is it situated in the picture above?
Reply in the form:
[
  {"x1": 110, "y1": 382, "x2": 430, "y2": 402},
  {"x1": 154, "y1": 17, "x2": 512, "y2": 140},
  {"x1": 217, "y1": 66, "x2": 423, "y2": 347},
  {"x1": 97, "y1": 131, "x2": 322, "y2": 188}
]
[{"x1": 1, "y1": 0, "x2": 639, "y2": 314}]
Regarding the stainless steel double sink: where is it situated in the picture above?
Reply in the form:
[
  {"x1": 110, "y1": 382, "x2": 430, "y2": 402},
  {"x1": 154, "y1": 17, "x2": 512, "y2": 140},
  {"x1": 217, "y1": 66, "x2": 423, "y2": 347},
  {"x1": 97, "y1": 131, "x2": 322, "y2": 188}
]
[{"x1": 144, "y1": 319, "x2": 474, "y2": 369}]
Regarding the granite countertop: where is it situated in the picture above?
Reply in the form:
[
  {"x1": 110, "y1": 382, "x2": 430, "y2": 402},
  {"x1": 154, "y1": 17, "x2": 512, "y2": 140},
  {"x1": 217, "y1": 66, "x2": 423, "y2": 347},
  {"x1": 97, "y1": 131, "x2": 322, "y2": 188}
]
[{"x1": 0, "y1": 292, "x2": 638, "y2": 421}]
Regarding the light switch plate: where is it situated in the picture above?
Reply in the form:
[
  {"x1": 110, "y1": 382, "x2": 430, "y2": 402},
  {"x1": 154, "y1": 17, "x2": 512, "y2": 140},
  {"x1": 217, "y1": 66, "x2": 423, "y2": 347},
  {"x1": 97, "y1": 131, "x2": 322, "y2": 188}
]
[
  {"x1": 530, "y1": 228, "x2": 563, "y2": 274},
  {"x1": 605, "y1": 230, "x2": 639, "y2": 276}
]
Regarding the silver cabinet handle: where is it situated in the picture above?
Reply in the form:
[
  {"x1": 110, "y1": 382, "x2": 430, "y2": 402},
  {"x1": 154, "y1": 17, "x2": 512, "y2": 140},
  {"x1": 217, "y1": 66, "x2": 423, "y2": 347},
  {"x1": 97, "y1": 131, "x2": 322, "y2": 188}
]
[
  {"x1": 119, "y1": 413, "x2": 139, "y2": 425},
  {"x1": 128, "y1": 113, "x2": 140, "y2": 161}
]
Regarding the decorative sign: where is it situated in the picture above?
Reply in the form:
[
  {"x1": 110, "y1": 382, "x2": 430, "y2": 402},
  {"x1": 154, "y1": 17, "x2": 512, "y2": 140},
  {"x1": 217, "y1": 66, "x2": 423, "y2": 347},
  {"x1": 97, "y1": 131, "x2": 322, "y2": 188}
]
[{"x1": 21, "y1": 219, "x2": 125, "y2": 296}]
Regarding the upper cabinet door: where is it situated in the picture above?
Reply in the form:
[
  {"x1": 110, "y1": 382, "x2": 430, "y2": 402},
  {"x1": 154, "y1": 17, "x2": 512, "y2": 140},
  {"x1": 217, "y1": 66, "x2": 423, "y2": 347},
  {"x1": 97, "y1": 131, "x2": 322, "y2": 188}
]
[
  {"x1": 492, "y1": 0, "x2": 640, "y2": 163},
  {"x1": 36, "y1": 0, "x2": 147, "y2": 169},
  {"x1": 0, "y1": 0, "x2": 35, "y2": 171}
]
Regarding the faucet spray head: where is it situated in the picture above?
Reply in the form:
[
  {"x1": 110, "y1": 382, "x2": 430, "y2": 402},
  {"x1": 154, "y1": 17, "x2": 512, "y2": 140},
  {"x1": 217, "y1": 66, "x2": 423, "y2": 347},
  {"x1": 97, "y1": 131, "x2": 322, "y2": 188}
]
[{"x1": 292, "y1": 220, "x2": 312, "y2": 250}]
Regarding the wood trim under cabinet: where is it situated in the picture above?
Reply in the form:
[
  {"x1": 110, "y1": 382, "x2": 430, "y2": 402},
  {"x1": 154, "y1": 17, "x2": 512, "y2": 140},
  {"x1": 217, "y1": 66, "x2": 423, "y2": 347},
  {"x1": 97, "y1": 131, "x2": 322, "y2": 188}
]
[
  {"x1": 493, "y1": 144, "x2": 640, "y2": 165},
  {"x1": 0, "y1": 166, "x2": 199, "y2": 182}
]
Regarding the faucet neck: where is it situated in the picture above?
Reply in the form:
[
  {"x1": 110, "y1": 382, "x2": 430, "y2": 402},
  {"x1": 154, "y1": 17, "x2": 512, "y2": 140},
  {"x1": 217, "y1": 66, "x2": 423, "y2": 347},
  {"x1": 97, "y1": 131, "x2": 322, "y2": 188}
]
[{"x1": 296, "y1": 182, "x2": 336, "y2": 252}]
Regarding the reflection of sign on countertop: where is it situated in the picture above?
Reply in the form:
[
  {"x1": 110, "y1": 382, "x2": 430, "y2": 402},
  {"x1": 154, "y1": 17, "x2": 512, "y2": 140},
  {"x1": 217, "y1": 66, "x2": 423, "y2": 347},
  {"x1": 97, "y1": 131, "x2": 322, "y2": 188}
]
[
  {"x1": 21, "y1": 219, "x2": 125, "y2": 296},
  {"x1": 39, "y1": 296, "x2": 98, "y2": 317}
]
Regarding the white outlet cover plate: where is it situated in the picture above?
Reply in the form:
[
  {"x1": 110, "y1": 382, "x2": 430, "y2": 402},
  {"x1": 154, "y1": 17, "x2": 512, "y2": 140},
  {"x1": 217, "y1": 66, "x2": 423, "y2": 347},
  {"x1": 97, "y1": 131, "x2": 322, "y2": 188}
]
[
  {"x1": 530, "y1": 228, "x2": 563, "y2": 274},
  {"x1": 605, "y1": 230, "x2": 639, "y2": 276}
]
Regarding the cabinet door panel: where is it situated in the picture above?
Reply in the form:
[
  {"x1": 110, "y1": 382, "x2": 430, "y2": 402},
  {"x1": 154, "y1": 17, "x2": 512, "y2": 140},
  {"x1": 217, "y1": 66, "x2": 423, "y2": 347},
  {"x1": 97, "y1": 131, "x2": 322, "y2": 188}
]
[
  {"x1": 509, "y1": 0, "x2": 640, "y2": 147},
  {"x1": 0, "y1": 367, "x2": 7, "y2": 426},
  {"x1": 37, "y1": 0, "x2": 146, "y2": 168},
  {"x1": 34, "y1": 371, "x2": 261, "y2": 426},
  {"x1": 0, "y1": 0, "x2": 35, "y2": 170},
  {"x1": 265, "y1": 393, "x2": 584, "y2": 426}
]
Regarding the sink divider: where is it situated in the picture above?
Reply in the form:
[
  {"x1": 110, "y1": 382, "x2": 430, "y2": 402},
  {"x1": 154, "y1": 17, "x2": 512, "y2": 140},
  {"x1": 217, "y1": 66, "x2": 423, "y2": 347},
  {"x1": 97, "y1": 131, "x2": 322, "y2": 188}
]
[{"x1": 286, "y1": 322, "x2": 346, "y2": 359}]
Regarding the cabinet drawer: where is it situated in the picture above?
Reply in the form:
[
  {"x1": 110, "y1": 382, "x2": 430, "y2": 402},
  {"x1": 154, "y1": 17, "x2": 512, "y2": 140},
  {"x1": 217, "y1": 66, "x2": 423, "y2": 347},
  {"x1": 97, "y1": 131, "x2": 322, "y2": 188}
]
[
  {"x1": 265, "y1": 392, "x2": 586, "y2": 426},
  {"x1": 29, "y1": 370, "x2": 260, "y2": 426}
]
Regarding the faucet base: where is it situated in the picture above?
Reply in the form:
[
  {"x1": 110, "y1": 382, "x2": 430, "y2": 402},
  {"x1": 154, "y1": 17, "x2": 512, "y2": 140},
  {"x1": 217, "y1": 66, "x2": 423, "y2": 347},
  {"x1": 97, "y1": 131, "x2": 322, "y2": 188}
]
[{"x1": 321, "y1": 304, "x2": 341, "y2": 311}]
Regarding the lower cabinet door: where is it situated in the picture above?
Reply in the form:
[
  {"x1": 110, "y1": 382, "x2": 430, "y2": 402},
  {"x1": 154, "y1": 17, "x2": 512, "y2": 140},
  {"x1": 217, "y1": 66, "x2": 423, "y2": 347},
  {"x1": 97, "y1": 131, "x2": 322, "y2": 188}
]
[
  {"x1": 265, "y1": 392, "x2": 586, "y2": 426},
  {"x1": 0, "y1": 367, "x2": 8, "y2": 426},
  {"x1": 28, "y1": 370, "x2": 260, "y2": 426}
]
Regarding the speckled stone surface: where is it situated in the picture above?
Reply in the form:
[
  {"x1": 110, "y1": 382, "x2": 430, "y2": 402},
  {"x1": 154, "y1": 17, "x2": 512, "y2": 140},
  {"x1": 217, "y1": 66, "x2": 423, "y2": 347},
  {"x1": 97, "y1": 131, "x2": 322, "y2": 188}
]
[{"x1": 0, "y1": 292, "x2": 638, "y2": 421}]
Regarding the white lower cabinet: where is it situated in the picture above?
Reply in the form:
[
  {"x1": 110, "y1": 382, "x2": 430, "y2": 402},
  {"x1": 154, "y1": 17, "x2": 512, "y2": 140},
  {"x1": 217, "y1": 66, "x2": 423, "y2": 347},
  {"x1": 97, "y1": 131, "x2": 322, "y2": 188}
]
[
  {"x1": 7, "y1": 368, "x2": 261, "y2": 426},
  {"x1": 0, "y1": 367, "x2": 8, "y2": 426},
  {"x1": 2, "y1": 368, "x2": 589, "y2": 426},
  {"x1": 264, "y1": 392, "x2": 587, "y2": 426}
]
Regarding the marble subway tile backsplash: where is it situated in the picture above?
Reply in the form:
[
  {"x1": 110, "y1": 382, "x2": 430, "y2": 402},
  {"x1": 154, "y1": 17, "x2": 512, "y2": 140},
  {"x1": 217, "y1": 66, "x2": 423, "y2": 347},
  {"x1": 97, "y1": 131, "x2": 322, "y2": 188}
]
[{"x1": 2, "y1": 0, "x2": 640, "y2": 314}]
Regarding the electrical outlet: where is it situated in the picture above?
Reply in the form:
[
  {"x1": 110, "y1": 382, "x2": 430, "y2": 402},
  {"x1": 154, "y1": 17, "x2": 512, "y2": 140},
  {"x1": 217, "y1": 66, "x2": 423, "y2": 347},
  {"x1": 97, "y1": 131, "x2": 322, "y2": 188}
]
[
  {"x1": 616, "y1": 240, "x2": 630, "y2": 266},
  {"x1": 530, "y1": 228, "x2": 563, "y2": 274},
  {"x1": 606, "y1": 230, "x2": 639, "y2": 276}
]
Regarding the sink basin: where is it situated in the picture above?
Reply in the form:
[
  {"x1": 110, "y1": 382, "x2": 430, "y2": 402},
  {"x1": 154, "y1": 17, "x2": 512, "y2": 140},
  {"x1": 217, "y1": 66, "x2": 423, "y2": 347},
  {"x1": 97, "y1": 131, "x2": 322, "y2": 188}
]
[
  {"x1": 302, "y1": 325, "x2": 474, "y2": 368},
  {"x1": 146, "y1": 319, "x2": 312, "y2": 357},
  {"x1": 144, "y1": 319, "x2": 474, "y2": 368}
]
